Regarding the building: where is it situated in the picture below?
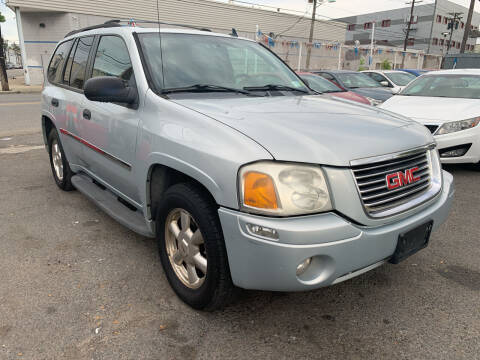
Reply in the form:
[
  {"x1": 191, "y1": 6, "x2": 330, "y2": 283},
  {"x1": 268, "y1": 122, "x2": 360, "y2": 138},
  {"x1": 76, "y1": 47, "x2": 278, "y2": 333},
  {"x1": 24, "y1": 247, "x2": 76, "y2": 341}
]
[
  {"x1": 337, "y1": 0, "x2": 479, "y2": 56},
  {"x1": 6, "y1": 0, "x2": 346, "y2": 84}
]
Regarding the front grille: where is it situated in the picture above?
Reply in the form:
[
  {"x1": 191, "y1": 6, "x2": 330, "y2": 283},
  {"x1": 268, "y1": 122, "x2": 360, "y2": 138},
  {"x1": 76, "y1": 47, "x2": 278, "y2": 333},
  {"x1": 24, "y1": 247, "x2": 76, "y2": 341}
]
[
  {"x1": 352, "y1": 150, "x2": 432, "y2": 216},
  {"x1": 425, "y1": 125, "x2": 439, "y2": 134}
]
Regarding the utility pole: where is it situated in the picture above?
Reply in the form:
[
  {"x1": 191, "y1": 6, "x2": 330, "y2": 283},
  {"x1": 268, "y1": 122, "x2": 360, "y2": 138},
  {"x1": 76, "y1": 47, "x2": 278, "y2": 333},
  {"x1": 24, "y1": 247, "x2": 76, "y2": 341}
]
[
  {"x1": 426, "y1": 0, "x2": 438, "y2": 54},
  {"x1": 0, "y1": 20, "x2": 10, "y2": 91},
  {"x1": 402, "y1": 0, "x2": 421, "y2": 68},
  {"x1": 369, "y1": 22, "x2": 375, "y2": 70},
  {"x1": 305, "y1": 0, "x2": 317, "y2": 70},
  {"x1": 446, "y1": 12, "x2": 463, "y2": 54},
  {"x1": 460, "y1": 0, "x2": 476, "y2": 53}
]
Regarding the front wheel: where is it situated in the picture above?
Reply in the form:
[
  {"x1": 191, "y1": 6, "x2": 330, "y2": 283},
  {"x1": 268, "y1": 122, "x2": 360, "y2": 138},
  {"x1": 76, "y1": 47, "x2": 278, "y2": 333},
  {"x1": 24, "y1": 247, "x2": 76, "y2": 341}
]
[
  {"x1": 48, "y1": 128, "x2": 75, "y2": 191},
  {"x1": 156, "y1": 183, "x2": 234, "y2": 311}
]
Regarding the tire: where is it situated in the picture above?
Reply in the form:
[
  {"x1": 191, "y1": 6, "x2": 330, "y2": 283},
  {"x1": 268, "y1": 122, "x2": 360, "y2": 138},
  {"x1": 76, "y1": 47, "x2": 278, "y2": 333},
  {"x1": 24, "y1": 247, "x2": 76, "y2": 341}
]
[
  {"x1": 48, "y1": 128, "x2": 75, "y2": 191},
  {"x1": 156, "y1": 182, "x2": 234, "y2": 311}
]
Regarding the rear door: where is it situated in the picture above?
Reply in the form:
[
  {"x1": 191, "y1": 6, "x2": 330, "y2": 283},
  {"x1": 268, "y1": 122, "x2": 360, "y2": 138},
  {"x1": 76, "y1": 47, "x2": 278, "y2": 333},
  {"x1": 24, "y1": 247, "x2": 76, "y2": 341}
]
[{"x1": 80, "y1": 35, "x2": 141, "y2": 204}]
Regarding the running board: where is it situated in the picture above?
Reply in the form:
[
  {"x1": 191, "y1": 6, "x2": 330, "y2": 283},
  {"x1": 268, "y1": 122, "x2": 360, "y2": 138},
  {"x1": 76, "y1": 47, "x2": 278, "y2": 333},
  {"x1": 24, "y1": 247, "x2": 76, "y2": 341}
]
[{"x1": 71, "y1": 174, "x2": 155, "y2": 238}]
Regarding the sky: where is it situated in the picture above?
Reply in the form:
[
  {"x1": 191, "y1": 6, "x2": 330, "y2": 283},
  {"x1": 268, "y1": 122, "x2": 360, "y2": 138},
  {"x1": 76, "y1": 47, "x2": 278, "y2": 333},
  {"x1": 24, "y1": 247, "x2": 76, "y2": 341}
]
[{"x1": 0, "y1": 0, "x2": 478, "y2": 43}]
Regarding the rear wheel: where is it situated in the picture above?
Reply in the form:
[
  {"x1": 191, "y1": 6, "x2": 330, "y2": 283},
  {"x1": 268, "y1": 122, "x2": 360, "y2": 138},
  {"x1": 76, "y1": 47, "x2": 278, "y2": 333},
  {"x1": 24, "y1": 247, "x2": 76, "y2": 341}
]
[
  {"x1": 156, "y1": 183, "x2": 234, "y2": 311},
  {"x1": 48, "y1": 129, "x2": 75, "y2": 191}
]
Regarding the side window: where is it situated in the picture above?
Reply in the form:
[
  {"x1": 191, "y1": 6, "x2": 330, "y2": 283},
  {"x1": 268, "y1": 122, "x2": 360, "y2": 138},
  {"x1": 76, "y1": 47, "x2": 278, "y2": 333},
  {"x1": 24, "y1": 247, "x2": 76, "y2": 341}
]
[
  {"x1": 92, "y1": 36, "x2": 135, "y2": 87},
  {"x1": 69, "y1": 36, "x2": 94, "y2": 90},
  {"x1": 321, "y1": 73, "x2": 334, "y2": 81},
  {"x1": 47, "y1": 40, "x2": 73, "y2": 84},
  {"x1": 63, "y1": 39, "x2": 78, "y2": 84},
  {"x1": 371, "y1": 73, "x2": 387, "y2": 83}
]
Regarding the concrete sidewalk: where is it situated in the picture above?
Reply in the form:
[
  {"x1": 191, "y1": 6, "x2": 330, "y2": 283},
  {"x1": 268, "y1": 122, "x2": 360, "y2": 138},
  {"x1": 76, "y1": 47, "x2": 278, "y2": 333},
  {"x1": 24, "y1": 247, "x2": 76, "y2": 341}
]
[{"x1": 0, "y1": 84, "x2": 43, "y2": 94}]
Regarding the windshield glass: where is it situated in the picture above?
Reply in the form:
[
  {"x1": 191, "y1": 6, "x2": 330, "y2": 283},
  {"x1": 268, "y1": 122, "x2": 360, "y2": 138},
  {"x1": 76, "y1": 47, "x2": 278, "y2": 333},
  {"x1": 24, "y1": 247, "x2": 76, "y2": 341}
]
[
  {"x1": 337, "y1": 72, "x2": 382, "y2": 88},
  {"x1": 301, "y1": 74, "x2": 342, "y2": 93},
  {"x1": 385, "y1": 72, "x2": 416, "y2": 86},
  {"x1": 401, "y1": 74, "x2": 480, "y2": 99},
  {"x1": 138, "y1": 33, "x2": 308, "y2": 95}
]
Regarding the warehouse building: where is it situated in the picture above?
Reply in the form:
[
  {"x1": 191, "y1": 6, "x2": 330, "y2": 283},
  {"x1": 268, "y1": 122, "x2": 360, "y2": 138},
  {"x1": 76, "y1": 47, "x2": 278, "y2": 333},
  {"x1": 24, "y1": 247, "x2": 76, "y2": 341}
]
[
  {"x1": 6, "y1": 0, "x2": 346, "y2": 84},
  {"x1": 336, "y1": 0, "x2": 479, "y2": 56}
]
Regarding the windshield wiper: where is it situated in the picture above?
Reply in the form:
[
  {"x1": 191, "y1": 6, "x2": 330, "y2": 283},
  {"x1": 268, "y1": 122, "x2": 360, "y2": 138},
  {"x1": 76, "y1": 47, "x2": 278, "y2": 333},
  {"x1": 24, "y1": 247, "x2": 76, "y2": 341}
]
[
  {"x1": 161, "y1": 84, "x2": 260, "y2": 96},
  {"x1": 322, "y1": 90, "x2": 342, "y2": 93},
  {"x1": 243, "y1": 84, "x2": 310, "y2": 94}
]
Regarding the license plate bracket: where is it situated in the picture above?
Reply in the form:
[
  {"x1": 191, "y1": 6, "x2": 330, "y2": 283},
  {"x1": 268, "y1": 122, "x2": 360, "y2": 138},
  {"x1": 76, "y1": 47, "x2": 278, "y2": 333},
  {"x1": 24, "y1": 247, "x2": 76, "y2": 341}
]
[{"x1": 390, "y1": 221, "x2": 433, "y2": 264}]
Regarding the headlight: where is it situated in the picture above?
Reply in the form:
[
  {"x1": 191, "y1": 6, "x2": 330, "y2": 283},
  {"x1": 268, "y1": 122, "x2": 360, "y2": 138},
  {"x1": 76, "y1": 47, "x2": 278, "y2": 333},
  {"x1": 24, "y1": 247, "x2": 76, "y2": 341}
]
[
  {"x1": 365, "y1": 97, "x2": 383, "y2": 106},
  {"x1": 436, "y1": 117, "x2": 480, "y2": 135},
  {"x1": 238, "y1": 162, "x2": 332, "y2": 216}
]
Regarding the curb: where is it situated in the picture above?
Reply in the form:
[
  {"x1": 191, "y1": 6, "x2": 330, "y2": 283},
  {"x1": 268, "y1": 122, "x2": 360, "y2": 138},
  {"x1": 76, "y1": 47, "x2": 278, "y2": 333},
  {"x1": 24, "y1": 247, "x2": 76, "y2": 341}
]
[{"x1": 0, "y1": 90, "x2": 43, "y2": 95}]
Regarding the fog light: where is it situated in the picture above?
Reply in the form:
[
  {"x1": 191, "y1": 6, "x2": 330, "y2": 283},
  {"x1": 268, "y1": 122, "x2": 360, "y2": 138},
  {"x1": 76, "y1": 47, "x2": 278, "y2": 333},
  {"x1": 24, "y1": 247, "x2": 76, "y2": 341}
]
[
  {"x1": 296, "y1": 257, "x2": 312, "y2": 276},
  {"x1": 246, "y1": 224, "x2": 279, "y2": 240},
  {"x1": 439, "y1": 144, "x2": 472, "y2": 158}
]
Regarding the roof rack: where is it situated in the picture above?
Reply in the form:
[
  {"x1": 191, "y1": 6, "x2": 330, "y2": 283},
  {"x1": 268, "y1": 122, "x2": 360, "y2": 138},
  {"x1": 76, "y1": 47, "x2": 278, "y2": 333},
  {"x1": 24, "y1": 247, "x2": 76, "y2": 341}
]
[
  {"x1": 64, "y1": 19, "x2": 211, "y2": 38},
  {"x1": 64, "y1": 21, "x2": 122, "y2": 38}
]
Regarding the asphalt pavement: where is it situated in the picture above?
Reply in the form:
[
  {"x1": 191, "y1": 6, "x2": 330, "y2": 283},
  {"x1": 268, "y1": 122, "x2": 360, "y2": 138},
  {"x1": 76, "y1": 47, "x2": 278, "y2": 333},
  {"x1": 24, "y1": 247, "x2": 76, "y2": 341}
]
[{"x1": 0, "y1": 94, "x2": 479, "y2": 359}]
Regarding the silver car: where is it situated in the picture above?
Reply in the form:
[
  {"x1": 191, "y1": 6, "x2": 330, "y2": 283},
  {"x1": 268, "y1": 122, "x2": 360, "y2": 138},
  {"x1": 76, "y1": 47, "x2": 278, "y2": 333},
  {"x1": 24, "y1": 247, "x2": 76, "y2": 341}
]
[{"x1": 41, "y1": 23, "x2": 454, "y2": 310}]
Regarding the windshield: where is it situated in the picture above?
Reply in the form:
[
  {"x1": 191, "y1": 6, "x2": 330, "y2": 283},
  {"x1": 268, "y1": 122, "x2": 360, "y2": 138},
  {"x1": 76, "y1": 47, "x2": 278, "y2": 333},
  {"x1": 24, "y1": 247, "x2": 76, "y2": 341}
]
[
  {"x1": 337, "y1": 72, "x2": 382, "y2": 88},
  {"x1": 301, "y1": 74, "x2": 342, "y2": 93},
  {"x1": 401, "y1": 74, "x2": 480, "y2": 99},
  {"x1": 138, "y1": 33, "x2": 308, "y2": 95},
  {"x1": 385, "y1": 72, "x2": 416, "y2": 86}
]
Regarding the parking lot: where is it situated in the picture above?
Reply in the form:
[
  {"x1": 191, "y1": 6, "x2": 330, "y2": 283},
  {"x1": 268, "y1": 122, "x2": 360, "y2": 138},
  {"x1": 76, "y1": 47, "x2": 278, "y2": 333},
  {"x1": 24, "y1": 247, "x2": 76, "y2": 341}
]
[{"x1": 0, "y1": 93, "x2": 479, "y2": 359}]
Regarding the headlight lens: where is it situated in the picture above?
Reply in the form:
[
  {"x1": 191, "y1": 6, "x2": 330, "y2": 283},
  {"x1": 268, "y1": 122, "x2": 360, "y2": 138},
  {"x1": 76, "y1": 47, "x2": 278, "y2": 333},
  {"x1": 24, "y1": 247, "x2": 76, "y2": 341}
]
[
  {"x1": 239, "y1": 162, "x2": 332, "y2": 216},
  {"x1": 436, "y1": 117, "x2": 480, "y2": 135},
  {"x1": 365, "y1": 97, "x2": 383, "y2": 106}
]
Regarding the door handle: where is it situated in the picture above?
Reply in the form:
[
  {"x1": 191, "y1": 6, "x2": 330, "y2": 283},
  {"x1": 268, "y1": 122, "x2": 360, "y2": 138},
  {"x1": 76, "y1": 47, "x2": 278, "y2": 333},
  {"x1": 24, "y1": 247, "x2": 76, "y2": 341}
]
[
  {"x1": 51, "y1": 98, "x2": 59, "y2": 107},
  {"x1": 83, "y1": 109, "x2": 91, "y2": 120}
]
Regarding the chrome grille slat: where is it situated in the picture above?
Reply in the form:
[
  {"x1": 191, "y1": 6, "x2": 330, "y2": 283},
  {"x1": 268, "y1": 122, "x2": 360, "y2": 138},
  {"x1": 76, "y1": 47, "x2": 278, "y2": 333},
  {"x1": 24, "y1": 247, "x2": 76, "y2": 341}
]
[
  {"x1": 359, "y1": 169, "x2": 430, "y2": 194},
  {"x1": 354, "y1": 161, "x2": 429, "y2": 181},
  {"x1": 352, "y1": 152, "x2": 426, "y2": 173},
  {"x1": 352, "y1": 149, "x2": 433, "y2": 216},
  {"x1": 364, "y1": 182, "x2": 431, "y2": 207},
  {"x1": 362, "y1": 178, "x2": 430, "y2": 202}
]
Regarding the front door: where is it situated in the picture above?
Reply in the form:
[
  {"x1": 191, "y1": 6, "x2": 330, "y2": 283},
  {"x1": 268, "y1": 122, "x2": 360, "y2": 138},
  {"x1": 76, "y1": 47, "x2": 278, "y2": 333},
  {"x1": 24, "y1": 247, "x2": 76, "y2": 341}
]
[{"x1": 80, "y1": 35, "x2": 141, "y2": 205}]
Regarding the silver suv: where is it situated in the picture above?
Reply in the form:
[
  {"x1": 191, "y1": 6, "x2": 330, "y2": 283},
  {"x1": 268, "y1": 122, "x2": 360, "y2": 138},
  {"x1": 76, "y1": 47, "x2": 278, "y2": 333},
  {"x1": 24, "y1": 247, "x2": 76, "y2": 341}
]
[{"x1": 42, "y1": 23, "x2": 454, "y2": 310}]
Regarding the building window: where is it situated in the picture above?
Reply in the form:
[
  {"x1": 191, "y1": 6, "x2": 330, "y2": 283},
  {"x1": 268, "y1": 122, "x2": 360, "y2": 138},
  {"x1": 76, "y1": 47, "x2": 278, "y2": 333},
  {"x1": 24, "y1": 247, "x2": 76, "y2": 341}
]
[
  {"x1": 436, "y1": 15, "x2": 442, "y2": 23},
  {"x1": 364, "y1": 22, "x2": 373, "y2": 30},
  {"x1": 451, "y1": 41, "x2": 455, "y2": 48},
  {"x1": 457, "y1": 43, "x2": 460, "y2": 49},
  {"x1": 347, "y1": 24, "x2": 355, "y2": 31},
  {"x1": 432, "y1": 38, "x2": 439, "y2": 46},
  {"x1": 444, "y1": 17, "x2": 448, "y2": 25},
  {"x1": 407, "y1": 38, "x2": 415, "y2": 46},
  {"x1": 440, "y1": 39, "x2": 444, "y2": 46},
  {"x1": 461, "y1": 22, "x2": 465, "y2": 29},
  {"x1": 408, "y1": 15, "x2": 418, "y2": 24},
  {"x1": 381, "y1": 19, "x2": 391, "y2": 27}
]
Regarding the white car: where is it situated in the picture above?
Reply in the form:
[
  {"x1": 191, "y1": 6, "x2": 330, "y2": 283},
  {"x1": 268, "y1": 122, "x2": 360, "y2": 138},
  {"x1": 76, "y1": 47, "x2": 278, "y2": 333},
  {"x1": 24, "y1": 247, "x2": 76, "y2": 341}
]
[
  {"x1": 380, "y1": 69, "x2": 480, "y2": 165},
  {"x1": 362, "y1": 70, "x2": 417, "y2": 93}
]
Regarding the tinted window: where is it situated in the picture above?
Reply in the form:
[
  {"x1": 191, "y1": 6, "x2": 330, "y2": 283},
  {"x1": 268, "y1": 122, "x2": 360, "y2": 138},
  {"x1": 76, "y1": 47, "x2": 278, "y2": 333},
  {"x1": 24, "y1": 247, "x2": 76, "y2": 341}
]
[
  {"x1": 92, "y1": 36, "x2": 134, "y2": 86},
  {"x1": 47, "y1": 40, "x2": 73, "y2": 83},
  {"x1": 301, "y1": 74, "x2": 342, "y2": 93},
  {"x1": 63, "y1": 39, "x2": 77, "y2": 84},
  {"x1": 138, "y1": 33, "x2": 308, "y2": 95},
  {"x1": 385, "y1": 72, "x2": 416, "y2": 86},
  {"x1": 69, "y1": 36, "x2": 94, "y2": 89},
  {"x1": 370, "y1": 73, "x2": 387, "y2": 83},
  {"x1": 337, "y1": 73, "x2": 381, "y2": 88},
  {"x1": 401, "y1": 75, "x2": 480, "y2": 99}
]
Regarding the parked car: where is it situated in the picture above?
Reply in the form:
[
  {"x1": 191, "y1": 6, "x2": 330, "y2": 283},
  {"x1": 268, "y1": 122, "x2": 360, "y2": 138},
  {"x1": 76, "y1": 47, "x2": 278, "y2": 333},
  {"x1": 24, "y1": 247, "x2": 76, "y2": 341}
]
[
  {"x1": 314, "y1": 70, "x2": 393, "y2": 105},
  {"x1": 381, "y1": 69, "x2": 480, "y2": 165},
  {"x1": 398, "y1": 69, "x2": 430, "y2": 77},
  {"x1": 362, "y1": 70, "x2": 417, "y2": 93},
  {"x1": 42, "y1": 23, "x2": 454, "y2": 310},
  {"x1": 298, "y1": 72, "x2": 370, "y2": 105}
]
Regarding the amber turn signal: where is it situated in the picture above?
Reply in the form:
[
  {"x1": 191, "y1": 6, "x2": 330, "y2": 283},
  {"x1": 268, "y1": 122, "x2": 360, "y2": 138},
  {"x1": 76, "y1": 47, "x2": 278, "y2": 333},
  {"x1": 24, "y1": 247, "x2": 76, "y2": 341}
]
[{"x1": 243, "y1": 172, "x2": 279, "y2": 209}]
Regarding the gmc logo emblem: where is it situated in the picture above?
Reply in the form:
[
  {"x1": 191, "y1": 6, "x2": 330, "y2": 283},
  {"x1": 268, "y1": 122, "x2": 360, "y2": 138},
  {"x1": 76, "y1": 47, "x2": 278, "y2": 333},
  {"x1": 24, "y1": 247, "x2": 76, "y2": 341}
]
[{"x1": 386, "y1": 167, "x2": 421, "y2": 190}]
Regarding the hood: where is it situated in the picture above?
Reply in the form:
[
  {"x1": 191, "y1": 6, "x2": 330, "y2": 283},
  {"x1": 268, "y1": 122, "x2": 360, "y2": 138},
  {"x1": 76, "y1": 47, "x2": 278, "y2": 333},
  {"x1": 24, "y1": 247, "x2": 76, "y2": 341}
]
[
  {"x1": 350, "y1": 88, "x2": 393, "y2": 101},
  {"x1": 380, "y1": 96, "x2": 479, "y2": 123},
  {"x1": 172, "y1": 95, "x2": 433, "y2": 166}
]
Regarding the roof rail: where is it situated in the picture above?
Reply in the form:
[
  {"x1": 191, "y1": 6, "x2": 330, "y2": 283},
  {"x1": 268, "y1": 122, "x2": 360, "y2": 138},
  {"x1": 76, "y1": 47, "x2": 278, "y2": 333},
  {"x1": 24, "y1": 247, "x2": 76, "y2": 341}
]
[
  {"x1": 64, "y1": 19, "x2": 212, "y2": 39},
  {"x1": 64, "y1": 21, "x2": 122, "y2": 38},
  {"x1": 108, "y1": 19, "x2": 212, "y2": 32}
]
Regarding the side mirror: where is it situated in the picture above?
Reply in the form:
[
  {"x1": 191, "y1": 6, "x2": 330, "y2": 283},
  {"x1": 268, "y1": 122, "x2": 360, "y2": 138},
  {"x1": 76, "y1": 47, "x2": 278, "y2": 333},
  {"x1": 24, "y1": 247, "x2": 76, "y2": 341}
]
[
  {"x1": 391, "y1": 87, "x2": 401, "y2": 95},
  {"x1": 84, "y1": 76, "x2": 137, "y2": 104},
  {"x1": 380, "y1": 80, "x2": 390, "y2": 87}
]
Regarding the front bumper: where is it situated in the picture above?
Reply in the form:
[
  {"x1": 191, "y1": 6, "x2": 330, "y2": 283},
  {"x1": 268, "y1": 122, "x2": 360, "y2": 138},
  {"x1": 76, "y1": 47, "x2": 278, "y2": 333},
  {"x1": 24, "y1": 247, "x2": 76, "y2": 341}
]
[
  {"x1": 219, "y1": 171, "x2": 454, "y2": 291},
  {"x1": 434, "y1": 129, "x2": 480, "y2": 164}
]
